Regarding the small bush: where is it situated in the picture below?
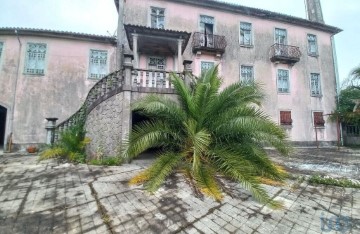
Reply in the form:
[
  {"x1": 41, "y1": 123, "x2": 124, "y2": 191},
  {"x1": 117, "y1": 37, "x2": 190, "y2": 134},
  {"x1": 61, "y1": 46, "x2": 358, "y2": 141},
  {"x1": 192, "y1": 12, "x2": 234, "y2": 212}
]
[
  {"x1": 308, "y1": 175, "x2": 360, "y2": 188},
  {"x1": 88, "y1": 157, "x2": 122, "y2": 166}
]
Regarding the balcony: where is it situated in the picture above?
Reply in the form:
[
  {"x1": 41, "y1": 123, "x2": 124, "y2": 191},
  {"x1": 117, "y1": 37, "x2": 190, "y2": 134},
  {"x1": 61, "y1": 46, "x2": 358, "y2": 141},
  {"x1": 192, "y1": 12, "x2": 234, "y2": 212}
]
[
  {"x1": 192, "y1": 32, "x2": 227, "y2": 55},
  {"x1": 270, "y1": 44, "x2": 301, "y2": 65}
]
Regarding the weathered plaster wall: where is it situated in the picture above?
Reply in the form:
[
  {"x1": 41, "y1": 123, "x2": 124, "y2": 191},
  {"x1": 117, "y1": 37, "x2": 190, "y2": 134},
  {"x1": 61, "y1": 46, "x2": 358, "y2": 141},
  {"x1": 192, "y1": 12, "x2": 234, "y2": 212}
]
[
  {"x1": 0, "y1": 34, "x2": 116, "y2": 149},
  {"x1": 85, "y1": 93, "x2": 124, "y2": 157},
  {"x1": 124, "y1": 0, "x2": 338, "y2": 144}
]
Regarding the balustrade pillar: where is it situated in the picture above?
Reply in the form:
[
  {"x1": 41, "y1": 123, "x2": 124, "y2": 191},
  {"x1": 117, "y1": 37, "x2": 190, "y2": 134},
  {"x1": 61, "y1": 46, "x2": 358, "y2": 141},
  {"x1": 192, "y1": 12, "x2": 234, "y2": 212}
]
[
  {"x1": 45, "y1": 118, "x2": 58, "y2": 145},
  {"x1": 183, "y1": 60, "x2": 193, "y2": 87}
]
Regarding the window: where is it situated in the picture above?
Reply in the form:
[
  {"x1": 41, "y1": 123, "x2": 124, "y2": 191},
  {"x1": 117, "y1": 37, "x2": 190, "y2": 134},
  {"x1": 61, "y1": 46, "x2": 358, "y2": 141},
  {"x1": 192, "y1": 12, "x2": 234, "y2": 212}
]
[
  {"x1": 148, "y1": 57, "x2": 166, "y2": 70},
  {"x1": 151, "y1": 7, "x2": 165, "y2": 29},
  {"x1": 240, "y1": 22, "x2": 252, "y2": 46},
  {"x1": 89, "y1": 50, "x2": 108, "y2": 79},
  {"x1": 280, "y1": 111, "x2": 292, "y2": 126},
  {"x1": 277, "y1": 69, "x2": 290, "y2": 93},
  {"x1": 201, "y1": 61, "x2": 214, "y2": 73},
  {"x1": 310, "y1": 73, "x2": 321, "y2": 96},
  {"x1": 275, "y1": 28, "x2": 287, "y2": 45},
  {"x1": 0, "y1": 42, "x2": 3, "y2": 59},
  {"x1": 24, "y1": 43, "x2": 47, "y2": 75},
  {"x1": 307, "y1": 34, "x2": 318, "y2": 55},
  {"x1": 313, "y1": 112, "x2": 325, "y2": 127},
  {"x1": 240, "y1": 65, "x2": 254, "y2": 84},
  {"x1": 200, "y1": 15, "x2": 215, "y2": 33}
]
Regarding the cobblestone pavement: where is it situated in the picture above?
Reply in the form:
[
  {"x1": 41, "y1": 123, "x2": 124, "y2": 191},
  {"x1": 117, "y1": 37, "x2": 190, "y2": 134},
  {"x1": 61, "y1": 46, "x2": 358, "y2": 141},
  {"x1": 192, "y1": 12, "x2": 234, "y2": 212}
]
[{"x1": 0, "y1": 151, "x2": 359, "y2": 234}]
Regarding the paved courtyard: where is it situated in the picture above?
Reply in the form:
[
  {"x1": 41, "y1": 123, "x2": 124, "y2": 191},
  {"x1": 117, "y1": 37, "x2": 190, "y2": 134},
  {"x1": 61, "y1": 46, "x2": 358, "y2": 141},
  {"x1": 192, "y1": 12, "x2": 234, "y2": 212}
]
[{"x1": 0, "y1": 148, "x2": 359, "y2": 234}]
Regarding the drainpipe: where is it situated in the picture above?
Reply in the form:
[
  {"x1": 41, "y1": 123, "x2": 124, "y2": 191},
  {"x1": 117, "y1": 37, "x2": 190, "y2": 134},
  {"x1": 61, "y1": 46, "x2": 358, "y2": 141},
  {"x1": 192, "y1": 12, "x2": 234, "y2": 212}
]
[
  {"x1": 117, "y1": 0, "x2": 125, "y2": 70},
  {"x1": 331, "y1": 36, "x2": 343, "y2": 146},
  {"x1": 8, "y1": 29, "x2": 22, "y2": 151}
]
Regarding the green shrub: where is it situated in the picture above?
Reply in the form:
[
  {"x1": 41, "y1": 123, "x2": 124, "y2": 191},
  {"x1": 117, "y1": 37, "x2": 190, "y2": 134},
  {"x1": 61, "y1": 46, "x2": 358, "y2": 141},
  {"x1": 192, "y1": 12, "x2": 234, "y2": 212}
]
[
  {"x1": 88, "y1": 157, "x2": 122, "y2": 166},
  {"x1": 308, "y1": 174, "x2": 360, "y2": 188}
]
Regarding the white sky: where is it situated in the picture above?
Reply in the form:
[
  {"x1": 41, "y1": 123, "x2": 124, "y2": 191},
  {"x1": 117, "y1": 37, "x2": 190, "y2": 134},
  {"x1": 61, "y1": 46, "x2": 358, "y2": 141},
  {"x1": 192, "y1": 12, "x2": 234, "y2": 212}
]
[{"x1": 0, "y1": 0, "x2": 359, "y2": 84}]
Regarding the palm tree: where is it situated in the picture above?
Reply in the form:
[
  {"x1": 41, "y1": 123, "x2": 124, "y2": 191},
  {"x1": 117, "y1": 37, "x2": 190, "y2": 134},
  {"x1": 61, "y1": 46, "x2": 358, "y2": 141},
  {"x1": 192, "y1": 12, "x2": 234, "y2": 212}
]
[{"x1": 122, "y1": 67, "x2": 290, "y2": 207}]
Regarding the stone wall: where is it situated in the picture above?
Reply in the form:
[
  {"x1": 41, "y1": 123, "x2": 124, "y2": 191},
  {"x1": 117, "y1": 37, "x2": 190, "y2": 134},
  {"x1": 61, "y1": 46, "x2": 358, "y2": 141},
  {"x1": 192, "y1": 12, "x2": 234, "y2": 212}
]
[{"x1": 85, "y1": 93, "x2": 124, "y2": 157}]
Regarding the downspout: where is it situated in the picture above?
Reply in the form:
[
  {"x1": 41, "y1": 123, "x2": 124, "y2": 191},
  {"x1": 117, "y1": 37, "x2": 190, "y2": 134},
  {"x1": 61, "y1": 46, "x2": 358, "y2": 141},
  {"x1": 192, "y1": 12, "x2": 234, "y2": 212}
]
[
  {"x1": 117, "y1": 0, "x2": 125, "y2": 70},
  {"x1": 8, "y1": 29, "x2": 22, "y2": 151},
  {"x1": 331, "y1": 36, "x2": 343, "y2": 146}
]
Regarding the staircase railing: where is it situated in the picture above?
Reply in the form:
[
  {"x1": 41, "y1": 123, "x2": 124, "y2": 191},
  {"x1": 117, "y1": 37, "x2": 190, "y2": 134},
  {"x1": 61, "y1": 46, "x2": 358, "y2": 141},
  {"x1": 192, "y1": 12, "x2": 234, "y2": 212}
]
[
  {"x1": 54, "y1": 70, "x2": 123, "y2": 141},
  {"x1": 131, "y1": 69, "x2": 181, "y2": 89}
]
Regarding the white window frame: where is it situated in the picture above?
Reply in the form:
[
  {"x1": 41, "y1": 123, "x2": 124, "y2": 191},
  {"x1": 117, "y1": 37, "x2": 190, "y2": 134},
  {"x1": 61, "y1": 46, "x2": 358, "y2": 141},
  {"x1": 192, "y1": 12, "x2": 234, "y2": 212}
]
[
  {"x1": 274, "y1": 28, "x2": 287, "y2": 45},
  {"x1": 240, "y1": 65, "x2": 254, "y2": 84},
  {"x1": 310, "y1": 73, "x2": 322, "y2": 97},
  {"x1": 240, "y1": 22, "x2": 253, "y2": 46},
  {"x1": 307, "y1": 34, "x2": 318, "y2": 56},
  {"x1": 277, "y1": 69, "x2": 290, "y2": 93},
  {"x1": 88, "y1": 49, "x2": 108, "y2": 80},
  {"x1": 24, "y1": 42, "x2": 47, "y2": 75},
  {"x1": 200, "y1": 61, "x2": 215, "y2": 74},
  {"x1": 150, "y1": 6, "x2": 165, "y2": 29}
]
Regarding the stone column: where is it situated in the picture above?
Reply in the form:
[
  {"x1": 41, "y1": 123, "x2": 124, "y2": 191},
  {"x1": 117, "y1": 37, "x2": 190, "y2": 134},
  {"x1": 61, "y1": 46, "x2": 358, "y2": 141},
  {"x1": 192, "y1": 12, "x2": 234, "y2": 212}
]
[
  {"x1": 177, "y1": 39, "x2": 183, "y2": 72},
  {"x1": 132, "y1": 34, "x2": 139, "y2": 68},
  {"x1": 45, "y1": 118, "x2": 58, "y2": 145},
  {"x1": 183, "y1": 60, "x2": 193, "y2": 87}
]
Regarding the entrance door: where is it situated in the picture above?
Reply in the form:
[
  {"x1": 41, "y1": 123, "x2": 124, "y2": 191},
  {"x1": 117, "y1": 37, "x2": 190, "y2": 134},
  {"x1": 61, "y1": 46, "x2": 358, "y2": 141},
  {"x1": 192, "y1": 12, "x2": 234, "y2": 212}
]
[{"x1": 0, "y1": 106, "x2": 7, "y2": 148}]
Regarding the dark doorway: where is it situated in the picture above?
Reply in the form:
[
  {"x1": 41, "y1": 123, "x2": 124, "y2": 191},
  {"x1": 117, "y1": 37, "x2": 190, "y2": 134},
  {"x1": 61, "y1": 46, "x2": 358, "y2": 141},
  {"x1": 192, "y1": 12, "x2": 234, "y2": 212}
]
[{"x1": 0, "y1": 106, "x2": 7, "y2": 148}]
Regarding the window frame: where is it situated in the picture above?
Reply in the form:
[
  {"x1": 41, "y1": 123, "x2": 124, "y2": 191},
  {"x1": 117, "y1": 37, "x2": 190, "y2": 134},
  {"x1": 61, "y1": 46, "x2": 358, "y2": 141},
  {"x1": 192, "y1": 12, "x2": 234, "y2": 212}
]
[
  {"x1": 150, "y1": 6, "x2": 165, "y2": 29},
  {"x1": 310, "y1": 73, "x2": 322, "y2": 97},
  {"x1": 274, "y1": 28, "x2": 287, "y2": 45},
  {"x1": 147, "y1": 56, "x2": 166, "y2": 70},
  {"x1": 24, "y1": 42, "x2": 47, "y2": 76},
  {"x1": 200, "y1": 61, "x2": 215, "y2": 74},
  {"x1": 279, "y1": 110, "x2": 293, "y2": 126},
  {"x1": 277, "y1": 69, "x2": 290, "y2": 94},
  {"x1": 88, "y1": 49, "x2": 108, "y2": 80},
  {"x1": 313, "y1": 111, "x2": 325, "y2": 127},
  {"x1": 307, "y1": 34, "x2": 318, "y2": 56},
  {"x1": 240, "y1": 65, "x2": 254, "y2": 84},
  {"x1": 239, "y1": 22, "x2": 253, "y2": 47},
  {"x1": 0, "y1": 41, "x2": 4, "y2": 68}
]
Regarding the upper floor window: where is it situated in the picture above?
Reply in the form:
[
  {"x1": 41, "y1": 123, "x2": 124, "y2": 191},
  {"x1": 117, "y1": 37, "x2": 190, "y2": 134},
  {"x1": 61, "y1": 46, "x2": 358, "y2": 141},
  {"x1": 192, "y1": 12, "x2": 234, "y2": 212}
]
[
  {"x1": 240, "y1": 22, "x2": 252, "y2": 46},
  {"x1": 89, "y1": 50, "x2": 108, "y2": 79},
  {"x1": 201, "y1": 61, "x2": 214, "y2": 73},
  {"x1": 307, "y1": 34, "x2": 318, "y2": 56},
  {"x1": 0, "y1": 42, "x2": 3, "y2": 59},
  {"x1": 275, "y1": 28, "x2": 287, "y2": 45},
  {"x1": 280, "y1": 111, "x2": 292, "y2": 126},
  {"x1": 149, "y1": 57, "x2": 166, "y2": 70},
  {"x1": 240, "y1": 65, "x2": 254, "y2": 84},
  {"x1": 313, "y1": 111, "x2": 325, "y2": 127},
  {"x1": 24, "y1": 43, "x2": 47, "y2": 75},
  {"x1": 277, "y1": 69, "x2": 290, "y2": 93},
  {"x1": 151, "y1": 7, "x2": 165, "y2": 29},
  {"x1": 310, "y1": 73, "x2": 321, "y2": 96}
]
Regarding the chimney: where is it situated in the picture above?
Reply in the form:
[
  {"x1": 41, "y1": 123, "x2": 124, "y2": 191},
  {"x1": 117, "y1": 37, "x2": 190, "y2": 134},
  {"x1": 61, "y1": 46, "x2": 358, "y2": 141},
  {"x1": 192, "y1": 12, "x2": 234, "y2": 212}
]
[{"x1": 305, "y1": 0, "x2": 324, "y2": 24}]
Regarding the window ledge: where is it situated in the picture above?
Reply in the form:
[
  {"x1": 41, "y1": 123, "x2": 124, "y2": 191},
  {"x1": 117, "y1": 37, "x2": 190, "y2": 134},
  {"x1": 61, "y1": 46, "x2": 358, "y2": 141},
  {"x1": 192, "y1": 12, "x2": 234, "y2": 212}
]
[
  {"x1": 314, "y1": 126, "x2": 325, "y2": 129},
  {"x1": 240, "y1": 44, "x2": 254, "y2": 48},
  {"x1": 23, "y1": 73, "x2": 45, "y2": 76},
  {"x1": 88, "y1": 78, "x2": 101, "y2": 81},
  {"x1": 281, "y1": 124, "x2": 293, "y2": 129},
  {"x1": 311, "y1": 95, "x2": 323, "y2": 98},
  {"x1": 278, "y1": 92, "x2": 291, "y2": 95},
  {"x1": 308, "y1": 53, "x2": 319, "y2": 57}
]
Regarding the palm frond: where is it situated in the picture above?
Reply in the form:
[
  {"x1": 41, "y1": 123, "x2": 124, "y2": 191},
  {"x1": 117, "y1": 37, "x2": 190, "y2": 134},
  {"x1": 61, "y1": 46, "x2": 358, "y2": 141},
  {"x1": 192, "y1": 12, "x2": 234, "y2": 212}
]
[{"x1": 192, "y1": 165, "x2": 223, "y2": 201}]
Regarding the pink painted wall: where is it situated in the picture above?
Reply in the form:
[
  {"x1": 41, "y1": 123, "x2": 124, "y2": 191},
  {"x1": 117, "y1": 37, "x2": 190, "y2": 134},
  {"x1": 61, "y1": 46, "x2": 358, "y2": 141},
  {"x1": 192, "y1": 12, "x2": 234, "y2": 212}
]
[
  {"x1": 0, "y1": 34, "x2": 116, "y2": 147},
  {"x1": 125, "y1": 0, "x2": 339, "y2": 144}
]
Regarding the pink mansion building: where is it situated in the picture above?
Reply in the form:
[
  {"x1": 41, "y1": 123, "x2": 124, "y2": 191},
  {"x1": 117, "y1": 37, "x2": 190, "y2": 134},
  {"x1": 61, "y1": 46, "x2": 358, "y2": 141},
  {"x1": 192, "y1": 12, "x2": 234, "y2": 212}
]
[{"x1": 0, "y1": 0, "x2": 342, "y2": 153}]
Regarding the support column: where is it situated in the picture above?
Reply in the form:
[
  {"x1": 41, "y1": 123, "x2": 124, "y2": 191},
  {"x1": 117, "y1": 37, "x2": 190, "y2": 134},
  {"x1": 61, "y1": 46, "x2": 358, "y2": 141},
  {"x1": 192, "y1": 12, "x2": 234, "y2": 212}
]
[
  {"x1": 132, "y1": 34, "x2": 139, "y2": 68},
  {"x1": 45, "y1": 118, "x2": 58, "y2": 145},
  {"x1": 177, "y1": 39, "x2": 183, "y2": 72}
]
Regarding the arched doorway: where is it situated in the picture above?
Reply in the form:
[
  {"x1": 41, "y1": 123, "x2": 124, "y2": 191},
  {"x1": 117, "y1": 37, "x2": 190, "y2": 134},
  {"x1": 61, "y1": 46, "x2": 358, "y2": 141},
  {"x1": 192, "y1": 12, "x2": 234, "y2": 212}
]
[{"x1": 0, "y1": 105, "x2": 7, "y2": 149}]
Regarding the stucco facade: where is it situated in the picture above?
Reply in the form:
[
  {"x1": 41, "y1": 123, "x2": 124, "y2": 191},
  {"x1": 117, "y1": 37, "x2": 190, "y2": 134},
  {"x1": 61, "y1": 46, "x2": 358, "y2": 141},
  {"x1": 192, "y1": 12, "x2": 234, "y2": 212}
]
[
  {"x1": 0, "y1": 29, "x2": 116, "y2": 150},
  {"x1": 0, "y1": 0, "x2": 342, "y2": 152},
  {"x1": 121, "y1": 0, "x2": 341, "y2": 145}
]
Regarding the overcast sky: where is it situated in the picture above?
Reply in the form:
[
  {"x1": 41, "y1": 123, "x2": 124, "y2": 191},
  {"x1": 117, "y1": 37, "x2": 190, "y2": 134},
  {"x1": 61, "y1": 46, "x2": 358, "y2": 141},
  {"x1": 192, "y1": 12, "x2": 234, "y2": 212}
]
[{"x1": 0, "y1": 0, "x2": 359, "y2": 85}]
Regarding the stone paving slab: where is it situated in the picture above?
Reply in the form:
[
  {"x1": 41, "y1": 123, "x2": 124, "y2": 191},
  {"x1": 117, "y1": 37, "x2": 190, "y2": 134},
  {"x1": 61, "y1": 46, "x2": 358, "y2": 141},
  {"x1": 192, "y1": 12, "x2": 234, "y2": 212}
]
[{"x1": 0, "y1": 153, "x2": 359, "y2": 234}]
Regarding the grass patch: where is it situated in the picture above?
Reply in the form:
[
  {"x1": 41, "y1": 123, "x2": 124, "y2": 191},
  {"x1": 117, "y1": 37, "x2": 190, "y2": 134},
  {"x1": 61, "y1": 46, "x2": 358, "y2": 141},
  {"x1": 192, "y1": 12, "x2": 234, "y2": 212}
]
[
  {"x1": 308, "y1": 174, "x2": 360, "y2": 188},
  {"x1": 88, "y1": 157, "x2": 122, "y2": 166}
]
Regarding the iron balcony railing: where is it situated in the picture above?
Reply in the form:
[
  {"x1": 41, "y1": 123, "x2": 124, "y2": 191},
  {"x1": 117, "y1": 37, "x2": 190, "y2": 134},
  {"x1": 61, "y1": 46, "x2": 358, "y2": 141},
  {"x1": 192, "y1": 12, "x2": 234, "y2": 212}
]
[
  {"x1": 192, "y1": 32, "x2": 227, "y2": 54},
  {"x1": 270, "y1": 43, "x2": 301, "y2": 64}
]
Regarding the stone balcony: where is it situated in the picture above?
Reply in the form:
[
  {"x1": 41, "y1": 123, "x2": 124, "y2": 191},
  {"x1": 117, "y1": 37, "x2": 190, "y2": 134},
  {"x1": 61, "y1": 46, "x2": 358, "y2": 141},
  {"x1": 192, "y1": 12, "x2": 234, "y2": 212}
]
[{"x1": 270, "y1": 43, "x2": 301, "y2": 65}]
